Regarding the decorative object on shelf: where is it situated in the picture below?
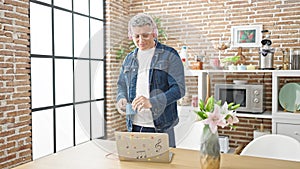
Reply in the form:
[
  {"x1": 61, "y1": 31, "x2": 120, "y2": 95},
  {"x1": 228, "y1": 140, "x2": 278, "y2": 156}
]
[
  {"x1": 246, "y1": 64, "x2": 255, "y2": 70},
  {"x1": 237, "y1": 64, "x2": 246, "y2": 70},
  {"x1": 210, "y1": 58, "x2": 221, "y2": 70},
  {"x1": 190, "y1": 55, "x2": 204, "y2": 70},
  {"x1": 235, "y1": 47, "x2": 246, "y2": 65},
  {"x1": 220, "y1": 55, "x2": 240, "y2": 64},
  {"x1": 290, "y1": 48, "x2": 300, "y2": 70},
  {"x1": 191, "y1": 95, "x2": 198, "y2": 107},
  {"x1": 214, "y1": 37, "x2": 230, "y2": 51},
  {"x1": 281, "y1": 48, "x2": 291, "y2": 70},
  {"x1": 214, "y1": 36, "x2": 230, "y2": 69},
  {"x1": 279, "y1": 83, "x2": 300, "y2": 112},
  {"x1": 190, "y1": 61, "x2": 201, "y2": 70},
  {"x1": 195, "y1": 96, "x2": 240, "y2": 169},
  {"x1": 231, "y1": 25, "x2": 262, "y2": 48},
  {"x1": 259, "y1": 30, "x2": 275, "y2": 70},
  {"x1": 228, "y1": 64, "x2": 237, "y2": 70},
  {"x1": 221, "y1": 47, "x2": 246, "y2": 70},
  {"x1": 180, "y1": 46, "x2": 189, "y2": 69}
]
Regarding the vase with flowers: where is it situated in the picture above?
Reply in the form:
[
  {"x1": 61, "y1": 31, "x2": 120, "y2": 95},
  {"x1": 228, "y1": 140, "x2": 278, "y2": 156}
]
[{"x1": 195, "y1": 96, "x2": 240, "y2": 169}]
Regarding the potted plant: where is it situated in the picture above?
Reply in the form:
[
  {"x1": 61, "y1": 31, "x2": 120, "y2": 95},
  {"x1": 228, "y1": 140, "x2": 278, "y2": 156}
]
[{"x1": 195, "y1": 96, "x2": 240, "y2": 169}]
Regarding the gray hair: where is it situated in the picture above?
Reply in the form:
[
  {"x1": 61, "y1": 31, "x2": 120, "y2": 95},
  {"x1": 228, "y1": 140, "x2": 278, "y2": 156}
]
[{"x1": 128, "y1": 13, "x2": 158, "y2": 37}]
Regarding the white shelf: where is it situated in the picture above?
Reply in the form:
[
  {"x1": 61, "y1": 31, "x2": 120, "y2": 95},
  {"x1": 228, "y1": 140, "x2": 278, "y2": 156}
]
[
  {"x1": 185, "y1": 69, "x2": 300, "y2": 76},
  {"x1": 272, "y1": 71, "x2": 300, "y2": 141},
  {"x1": 178, "y1": 106, "x2": 272, "y2": 119},
  {"x1": 236, "y1": 111, "x2": 272, "y2": 119},
  {"x1": 273, "y1": 112, "x2": 300, "y2": 119},
  {"x1": 272, "y1": 70, "x2": 300, "y2": 77},
  {"x1": 184, "y1": 69, "x2": 276, "y2": 76}
]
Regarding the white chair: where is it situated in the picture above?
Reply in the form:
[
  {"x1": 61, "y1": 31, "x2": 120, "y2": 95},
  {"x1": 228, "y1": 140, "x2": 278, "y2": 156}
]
[
  {"x1": 176, "y1": 121, "x2": 204, "y2": 150},
  {"x1": 240, "y1": 134, "x2": 300, "y2": 162}
]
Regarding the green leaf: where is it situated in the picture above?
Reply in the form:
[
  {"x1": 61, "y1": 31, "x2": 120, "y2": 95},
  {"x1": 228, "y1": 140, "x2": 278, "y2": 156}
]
[
  {"x1": 225, "y1": 114, "x2": 231, "y2": 120},
  {"x1": 221, "y1": 56, "x2": 240, "y2": 63},
  {"x1": 205, "y1": 96, "x2": 214, "y2": 112},
  {"x1": 116, "y1": 47, "x2": 126, "y2": 60},
  {"x1": 227, "y1": 102, "x2": 234, "y2": 109},
  {"x1": 194, "y1": 110, "x2": 208, "y2": 120},
  {"x1": 231, "y1": 104, "x2": 240, "y2": 110},
  {"x1": 199, "y1": 99, "x2": 205, "y2": 111}
]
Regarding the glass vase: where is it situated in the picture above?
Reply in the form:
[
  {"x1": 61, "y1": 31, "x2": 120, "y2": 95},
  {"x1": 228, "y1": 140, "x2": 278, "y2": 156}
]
[{"x1": 199, "y1": 125, "x2": 221, "y2": 169}]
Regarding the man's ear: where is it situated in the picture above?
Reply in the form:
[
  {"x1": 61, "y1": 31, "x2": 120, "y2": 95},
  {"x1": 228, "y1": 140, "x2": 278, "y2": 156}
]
[
  {"x1": 128, "y1": 31, "x2": 133, "y2": 40},
  {"x1": 153, "y1": 27, "x2": 158, "y2": 38}
]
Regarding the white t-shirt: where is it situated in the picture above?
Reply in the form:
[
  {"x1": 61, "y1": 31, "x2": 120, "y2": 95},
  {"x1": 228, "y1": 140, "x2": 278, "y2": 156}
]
[{"x1": 133, "y1": 47, "x2": 155, "y2": 127}]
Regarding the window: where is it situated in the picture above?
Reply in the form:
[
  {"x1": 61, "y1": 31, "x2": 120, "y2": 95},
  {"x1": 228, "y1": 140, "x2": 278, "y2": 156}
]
[{"x1": 30, "y1": 0, "x2": 105, "y2": 159}]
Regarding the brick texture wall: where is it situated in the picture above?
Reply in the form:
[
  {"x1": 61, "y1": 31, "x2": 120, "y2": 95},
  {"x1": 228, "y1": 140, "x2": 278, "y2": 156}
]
[
  {"x1": 0, "y1": 0, "x2": 31, "y2": 168},
  {"x1": 105, "y1": 0, "x2": 130, "y2": 139},
  {"x1": 106, "y1": 0, "x2": 300, "y2": 148}
]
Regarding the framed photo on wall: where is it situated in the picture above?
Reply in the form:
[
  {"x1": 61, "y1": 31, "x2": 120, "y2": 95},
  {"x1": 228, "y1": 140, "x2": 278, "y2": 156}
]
[{"x1": 231, "y1": 25, "x2": 262, "y2": 48}]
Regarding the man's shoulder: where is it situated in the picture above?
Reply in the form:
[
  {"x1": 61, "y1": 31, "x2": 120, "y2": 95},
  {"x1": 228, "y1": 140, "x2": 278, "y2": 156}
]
[
  {"x1": 156, "y1": 42, "x2": 178, "y2": 54},
  {"x1": 157, "y1": 42, "x2": 173, "y2": 50},
  {"x1": 123, "y1": 49, "x2": 136, "y2": 61}
]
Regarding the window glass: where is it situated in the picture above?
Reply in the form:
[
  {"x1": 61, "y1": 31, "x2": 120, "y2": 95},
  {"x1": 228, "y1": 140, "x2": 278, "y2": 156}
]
[
  {"x1": 31, "y1": 58, "x2": 53, "y2": 109},
  {"x1": 74, "y1": 0, "x2": 89, "y2": 15},
  {"x1": 74, "y1": 14, "x2": 89, "y2": 58},
  {"x1": 90, "y1": 0, "x2": 104, "y2": 19},
  {"x1": 54, "y1": 0, "x2": 72, "y2": 10},
  {"x1": 54, "y1": 9, "x2": 72, "y2": 57},
  {"x1": 30, "y1": 2, "x2": 52, "y2": 55},
  {"x1": 55, "y1": 58, "x2": 73, "y2": 105},
  {"x1": 91, "y1": 101, "x2": 105, "y2": 138},
  {"x1": 75, "y1": 103, "x2": 90, "y2": 144},
  {"x1": 90, "y1": 18, "x2": 104, "y2": 59},
  {"x1": 91, "y1": 60, "x2": 104, "y2": 99},
  {"x1": 32, "y1": 109, "x2": 54, "y2": 160},
  {"x1": 56, "y1": 106, "x2": 74, "y2": 151},
  {"x1": 74, "y1": 59, "x2": 89, "y2": 102}
]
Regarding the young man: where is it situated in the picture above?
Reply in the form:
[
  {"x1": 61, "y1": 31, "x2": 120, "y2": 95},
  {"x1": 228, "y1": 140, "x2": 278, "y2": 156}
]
[{"x1": 116, "y1": 13, "x2": 185, "y2": 147}]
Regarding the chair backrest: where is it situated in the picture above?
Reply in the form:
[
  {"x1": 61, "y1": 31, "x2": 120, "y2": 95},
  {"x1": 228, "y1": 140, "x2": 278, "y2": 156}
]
[
  {"x1": 240, "y1": 134, "x2": 300, "y2": 162},
  {"x1": 176, "y1": 121, "x2": 204, "y2": 150}
]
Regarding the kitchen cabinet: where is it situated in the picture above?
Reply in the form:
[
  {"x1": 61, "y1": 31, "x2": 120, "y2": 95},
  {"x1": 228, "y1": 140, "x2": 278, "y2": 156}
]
[
  {"x1": 184, "y1": 69, "x2": 273, "y2": 119},
  {"x1": 184, "y1": 69, "x2": 300, "y2": 141},
  {"x1": 272, "y1": 70, "x2": 300, "y2": 141},
  {"x1": 276, "y1": 123, "x2": 300, "y2": 141}
]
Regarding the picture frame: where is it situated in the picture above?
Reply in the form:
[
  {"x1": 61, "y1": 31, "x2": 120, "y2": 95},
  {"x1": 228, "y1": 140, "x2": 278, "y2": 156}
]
[{"x1": 231, "y1": 25, "x2": 262, "y2": 48}]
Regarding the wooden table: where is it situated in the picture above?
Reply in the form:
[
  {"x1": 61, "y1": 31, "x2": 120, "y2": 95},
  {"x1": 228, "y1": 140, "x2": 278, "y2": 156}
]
[{"x1": 14, "y1": 140, "x2": 300, "y2": 169}]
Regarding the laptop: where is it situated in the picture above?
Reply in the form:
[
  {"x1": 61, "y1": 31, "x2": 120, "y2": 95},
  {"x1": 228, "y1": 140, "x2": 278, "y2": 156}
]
[{"x1": 115, "y1": 131, "x2": 173, "y2": 163}]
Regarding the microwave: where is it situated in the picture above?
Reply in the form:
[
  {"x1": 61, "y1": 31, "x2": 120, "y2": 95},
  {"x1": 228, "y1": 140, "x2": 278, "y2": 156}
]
[{"x1": 214, "y1": 84, "x2": 265, "y2": 113}]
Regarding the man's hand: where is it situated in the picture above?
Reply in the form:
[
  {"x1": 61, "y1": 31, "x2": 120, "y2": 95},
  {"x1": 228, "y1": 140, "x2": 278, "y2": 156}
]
[
  {"x1": 116, "y1": 98, "x2": 127, "y2": 115},
  {"x1": 132, "y1": 96, "x2": 152, "y2": 112}
]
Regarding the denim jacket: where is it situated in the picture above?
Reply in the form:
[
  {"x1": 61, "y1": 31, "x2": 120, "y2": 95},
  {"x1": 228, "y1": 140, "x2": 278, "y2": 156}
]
[{"x1": 117, "y1": 41, "x2": 185, "y2": 132}]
